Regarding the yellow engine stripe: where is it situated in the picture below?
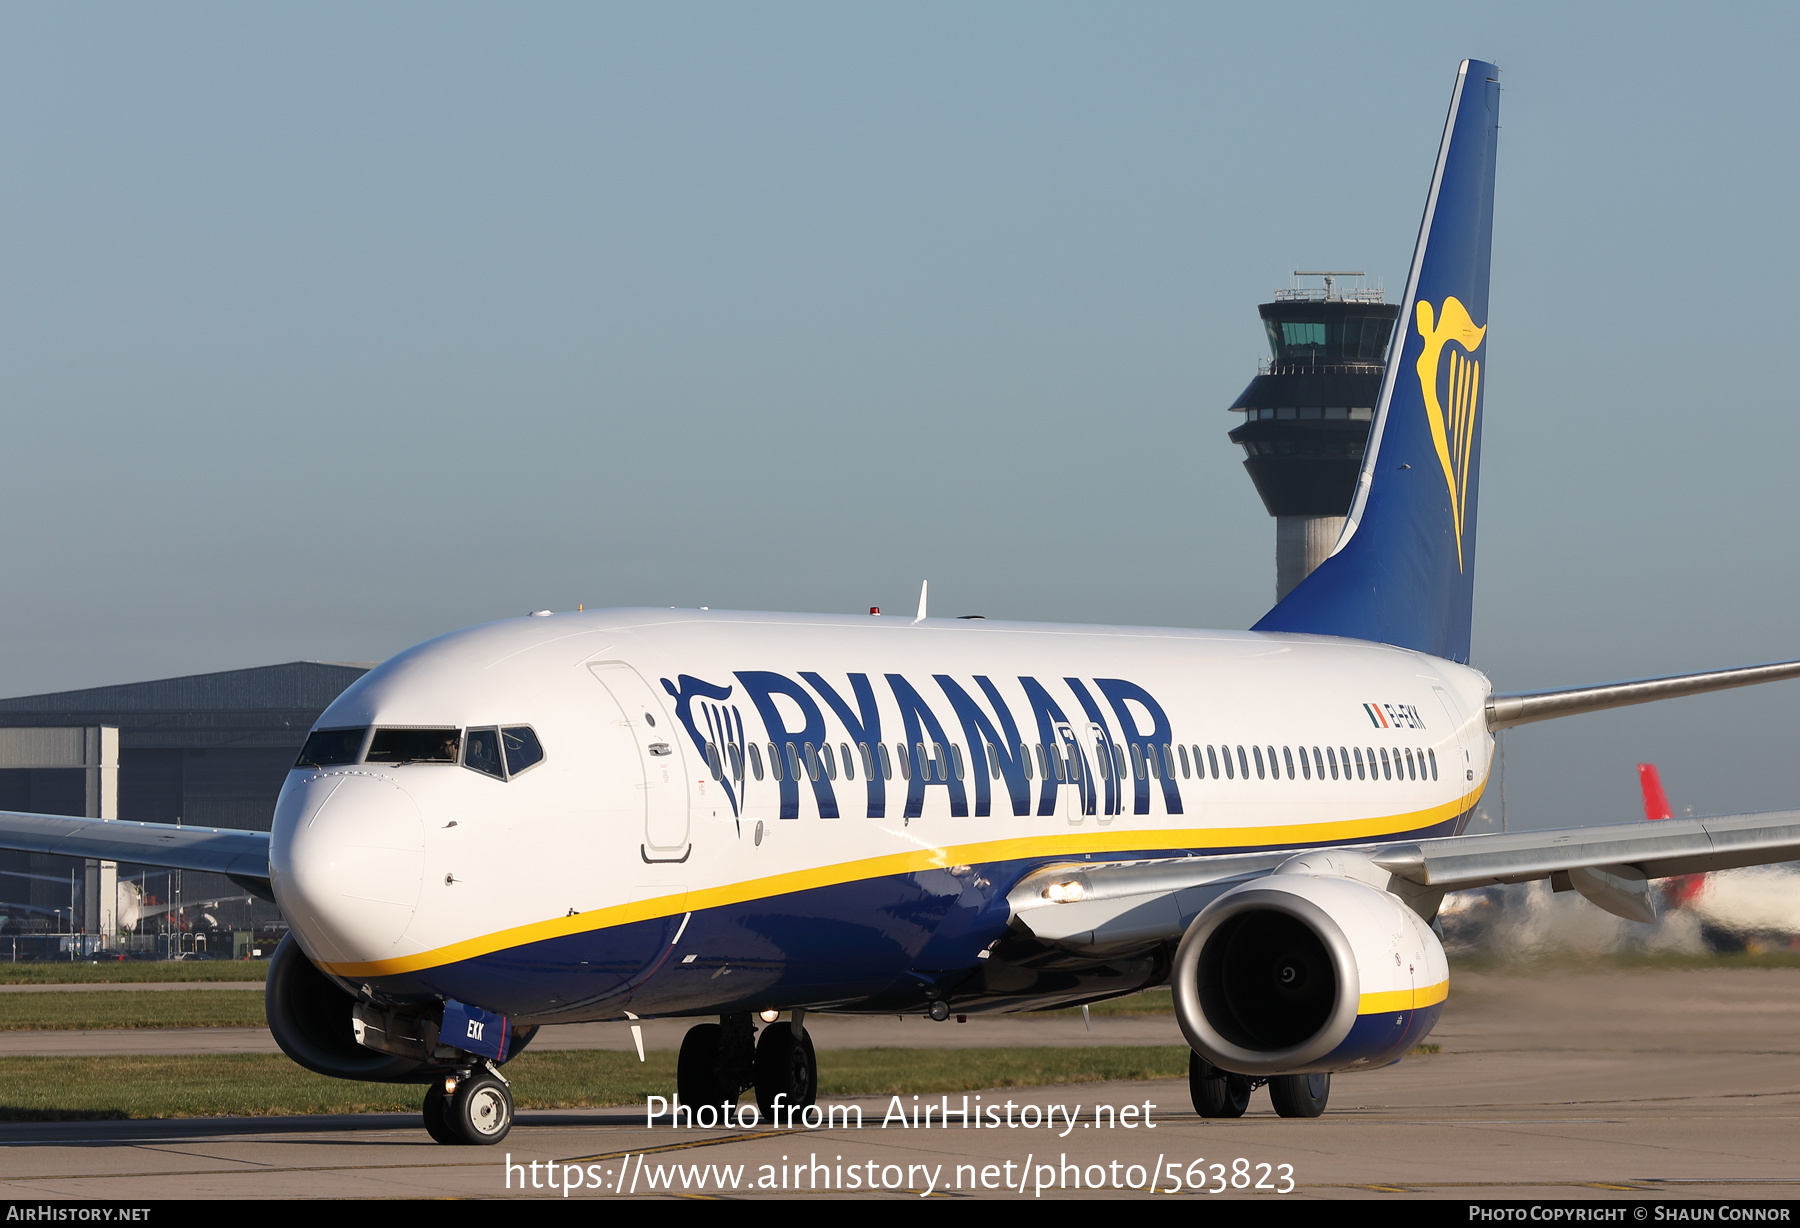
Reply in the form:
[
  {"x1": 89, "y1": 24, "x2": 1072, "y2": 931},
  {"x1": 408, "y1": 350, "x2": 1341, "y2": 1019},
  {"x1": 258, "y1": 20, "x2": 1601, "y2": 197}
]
[
  {"x1": 316, "y1": 779, "x2": 1486, "y2": 978},
  {"x1": 1358, "y1": 979, "x2": 1449, "y2": 1016}
]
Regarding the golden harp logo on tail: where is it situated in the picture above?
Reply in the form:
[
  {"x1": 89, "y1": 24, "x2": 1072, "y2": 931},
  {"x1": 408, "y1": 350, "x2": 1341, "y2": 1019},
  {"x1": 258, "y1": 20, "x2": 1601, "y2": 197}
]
[{"x1": 1414, "y1": 296, "x2": 1487, "y2": 572}]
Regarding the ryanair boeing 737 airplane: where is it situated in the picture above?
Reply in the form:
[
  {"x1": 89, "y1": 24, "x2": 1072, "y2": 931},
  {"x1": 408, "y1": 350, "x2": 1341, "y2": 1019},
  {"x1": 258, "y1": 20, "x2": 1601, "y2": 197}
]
[{"x1": 5, "y1": 59, "x2": 1800, "y2": 1145}]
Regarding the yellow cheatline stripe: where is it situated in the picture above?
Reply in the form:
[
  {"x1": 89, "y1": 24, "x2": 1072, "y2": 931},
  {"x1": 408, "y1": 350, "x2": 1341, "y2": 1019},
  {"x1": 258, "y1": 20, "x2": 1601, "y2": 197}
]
[
  {"x1": 317, "y1": 778, "x2": 1486, "y2": 979},
  {"x1": 1358, "y1": 979, "x2": 1449, "y2": 1016}
]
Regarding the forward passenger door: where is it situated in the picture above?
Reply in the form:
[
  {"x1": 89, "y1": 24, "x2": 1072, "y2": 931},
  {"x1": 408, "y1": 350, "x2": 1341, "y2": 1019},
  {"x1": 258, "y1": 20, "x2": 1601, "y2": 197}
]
[{"x1": 588, "y1": 661, "x2": 691, "y2": 861}]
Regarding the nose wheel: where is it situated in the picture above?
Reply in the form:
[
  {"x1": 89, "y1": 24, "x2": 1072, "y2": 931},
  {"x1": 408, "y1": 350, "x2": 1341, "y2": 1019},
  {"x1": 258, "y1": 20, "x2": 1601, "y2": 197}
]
[{"x1": 422, "y1": 1068, "x2": 514, "y2": 1145}]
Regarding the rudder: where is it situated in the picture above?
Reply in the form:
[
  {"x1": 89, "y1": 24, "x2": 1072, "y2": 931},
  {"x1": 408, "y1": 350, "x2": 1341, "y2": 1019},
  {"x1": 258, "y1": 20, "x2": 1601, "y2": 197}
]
[{"x1": 1253, "y1": 60, "x2": 1500, "y2": 664}]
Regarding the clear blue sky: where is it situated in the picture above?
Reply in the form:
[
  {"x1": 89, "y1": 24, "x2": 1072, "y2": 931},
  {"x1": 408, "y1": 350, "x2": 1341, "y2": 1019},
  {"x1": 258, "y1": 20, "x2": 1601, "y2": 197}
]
[{"x1": 0, "y1": 3, "x2": 1795, "y2": 829}]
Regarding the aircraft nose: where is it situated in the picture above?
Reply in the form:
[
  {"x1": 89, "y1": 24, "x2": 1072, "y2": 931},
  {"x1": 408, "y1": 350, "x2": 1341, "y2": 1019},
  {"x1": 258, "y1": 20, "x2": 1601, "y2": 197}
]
[{"x1": 269, "y1": 771, "x2": 425, "y2": 966}]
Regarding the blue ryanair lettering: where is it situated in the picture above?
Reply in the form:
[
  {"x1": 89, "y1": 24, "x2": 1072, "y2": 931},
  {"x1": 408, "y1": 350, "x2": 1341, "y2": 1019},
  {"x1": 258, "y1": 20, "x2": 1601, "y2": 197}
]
[
  {"x1": 1097, "y1": 678, "x2": 1184, "y2": 815},
  {"x1": 1018, "y1": 678, "x2": 1081, "y2": 817},
  {"x1": 1061, "y1": 678, "x2": 1119, "y2": 816},
  {"x1": 735, "y1": 671, "x2": 838, "y2": 819},
  {"x1": 801, "y1": 672, "x2": 886, "y2": 819},
  {"x1": 935, "y1": 675, "x2": 1032, "y2": 818},
  {"x1": 885, "y1": 674, "x2": 968, "y2": 819}
]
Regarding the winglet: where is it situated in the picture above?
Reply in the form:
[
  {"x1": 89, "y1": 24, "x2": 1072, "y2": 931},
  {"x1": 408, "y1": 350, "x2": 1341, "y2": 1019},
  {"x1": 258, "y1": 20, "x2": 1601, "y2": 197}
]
[{"x1": 1638, "y1": 763, "x2": 1673, "y2": 822}]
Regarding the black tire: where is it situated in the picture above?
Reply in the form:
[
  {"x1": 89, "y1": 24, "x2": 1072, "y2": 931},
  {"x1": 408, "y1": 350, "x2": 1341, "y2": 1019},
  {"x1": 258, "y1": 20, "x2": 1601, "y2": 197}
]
[
  {"x1": 1188, "y1": 1052, "x2": 1251, "y2": 1118},
  {"x1": 753, "y1": 1022, "x2": 817, "y2": 1118},
  {"x1": 678, "y1": 1023, "x2": 728, "y2": 1107},
  {"x1": 422, "y1": 1082, "x2": 458, "y2": 1145},
  {"x1": 445, "y1": 1073, "x2": 513, "y2": 1145},
  {"x1": 1267, "y1": 1072, "x2": 1330, "y2": 1118}
]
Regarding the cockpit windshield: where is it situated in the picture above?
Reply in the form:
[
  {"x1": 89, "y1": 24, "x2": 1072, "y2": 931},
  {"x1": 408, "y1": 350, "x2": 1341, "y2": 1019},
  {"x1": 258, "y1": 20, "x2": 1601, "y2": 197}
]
[
  {"x1": 295, "y1": 728, "x2": 368, "y2": 768},
  {"x1": 366, "y1": 728, "x2": 462, "y2": 764},
  {"x1": 461, "y1": 726, "x2": 544, "y2": 780},
  {"x1": 294, "y1": 724, "x2": 543, "y2": 776}
]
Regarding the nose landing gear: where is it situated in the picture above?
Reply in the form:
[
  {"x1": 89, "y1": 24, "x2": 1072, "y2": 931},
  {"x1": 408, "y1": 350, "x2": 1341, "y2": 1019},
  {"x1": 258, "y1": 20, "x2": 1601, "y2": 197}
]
[{"x1": 422, "y1": 1063, "x2": 514, "y2": 1145}]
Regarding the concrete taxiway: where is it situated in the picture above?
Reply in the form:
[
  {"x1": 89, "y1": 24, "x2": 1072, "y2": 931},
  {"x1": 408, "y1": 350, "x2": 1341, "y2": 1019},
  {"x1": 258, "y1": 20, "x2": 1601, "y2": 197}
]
[{"x1": 0, "y1": 965, "x2": 1795, "y2": 1200}]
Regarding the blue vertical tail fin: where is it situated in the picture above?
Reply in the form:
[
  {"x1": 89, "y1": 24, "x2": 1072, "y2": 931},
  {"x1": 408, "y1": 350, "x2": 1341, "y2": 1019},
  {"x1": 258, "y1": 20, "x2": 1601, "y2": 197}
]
[{"x1": 1253, "y1": 60, "x2": 1500, "y2": 664}]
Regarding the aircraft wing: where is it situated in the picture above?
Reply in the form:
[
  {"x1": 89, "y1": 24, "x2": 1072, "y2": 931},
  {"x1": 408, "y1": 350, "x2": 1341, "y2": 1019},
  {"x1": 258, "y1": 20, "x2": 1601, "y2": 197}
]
[
  {"x1": 1008, "y1": 809, "x2": 1800, "y2": 951},
  {"x1": 0, "y1": 811, "x2": 271, "y2": 892}
]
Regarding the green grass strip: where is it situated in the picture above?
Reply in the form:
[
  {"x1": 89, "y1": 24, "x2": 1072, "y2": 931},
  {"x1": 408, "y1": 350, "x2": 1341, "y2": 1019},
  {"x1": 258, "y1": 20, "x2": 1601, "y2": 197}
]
[
  {"x1": 0, "y1": 1047, "x2": 1192, "y2": 1121},
  {"x1": 0, "y1": 990, "x2": 265, "y2": 1030},
  {"x1": 0, "y1": 961, "x2": 269, "y2": 985}
]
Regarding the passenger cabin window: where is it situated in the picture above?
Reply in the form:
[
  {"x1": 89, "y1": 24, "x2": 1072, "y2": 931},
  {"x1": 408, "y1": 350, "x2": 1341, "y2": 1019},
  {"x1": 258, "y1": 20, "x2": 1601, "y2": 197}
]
[
  {"x1": 296, "y1": 727, "x2": 367, "y2": 768},
  {"x1": 748, "y1": 743, "x2": 766, "y2": 780},
  {"x1": 368, "y1": 728, "x2": 461, "y2": 765}
]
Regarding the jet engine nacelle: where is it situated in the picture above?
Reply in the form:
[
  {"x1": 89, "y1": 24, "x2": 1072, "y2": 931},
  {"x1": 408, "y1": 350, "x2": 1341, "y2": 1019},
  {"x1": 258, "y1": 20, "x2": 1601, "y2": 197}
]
[
  {"x1": 266, "y1": 933, "x2": 436, "y2": 1083},
  {"x1": 1172, "y1": 862, "x2": 1448, "y2": 1076}
]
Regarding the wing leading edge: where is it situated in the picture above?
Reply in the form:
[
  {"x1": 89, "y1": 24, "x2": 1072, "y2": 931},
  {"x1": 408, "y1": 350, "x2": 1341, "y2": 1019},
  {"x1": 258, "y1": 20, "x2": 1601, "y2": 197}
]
[
  {"x1": 0, "y1": 811, "x2": 272, "y2": 898},
  {"x1": 1009, "y1": 809, "x2": 1800, "y2": 952}
]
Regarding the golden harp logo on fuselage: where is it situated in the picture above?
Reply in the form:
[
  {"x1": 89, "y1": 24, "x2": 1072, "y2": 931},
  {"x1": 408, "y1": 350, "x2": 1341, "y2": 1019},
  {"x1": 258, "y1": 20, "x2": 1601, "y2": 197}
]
[{"x1": 1414, "y1": 296, "x2": 1487, "y2": 572}]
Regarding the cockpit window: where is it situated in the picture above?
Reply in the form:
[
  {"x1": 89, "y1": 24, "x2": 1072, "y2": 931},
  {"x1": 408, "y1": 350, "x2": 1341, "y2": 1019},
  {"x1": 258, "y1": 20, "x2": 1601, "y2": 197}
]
[
  {"x1": 295, "y1": 728, "x2": 367, "y2": 768},
  {"x1": 502, "y1": 727, "x2": 544, "y2": 777},
  {"x1": 463, "y1": 728, "x2": 505, "y2": 780},
  {"x1": 366, "y1": 728, "x2": 462, "y2": 764}
]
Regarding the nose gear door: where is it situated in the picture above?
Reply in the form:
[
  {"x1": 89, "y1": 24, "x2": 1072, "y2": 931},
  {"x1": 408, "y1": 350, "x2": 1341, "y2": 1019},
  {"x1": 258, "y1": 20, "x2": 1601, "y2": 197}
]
[{"x1": 589, "y1": 661, "x2": 691, "y2": 861}]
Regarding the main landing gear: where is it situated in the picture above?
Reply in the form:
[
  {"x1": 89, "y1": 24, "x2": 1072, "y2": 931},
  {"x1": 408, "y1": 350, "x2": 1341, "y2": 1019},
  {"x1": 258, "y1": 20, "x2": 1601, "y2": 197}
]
[
  {"x1": 423, "y1": 1063, "x2": 514, "y2": 1145},
  {"x1": 1188, "y1": 1053, "x2": 1329, "y2": 1119},
  {"x1": 678, "y1": 1012, "x2": 818, "y2": 1118}
]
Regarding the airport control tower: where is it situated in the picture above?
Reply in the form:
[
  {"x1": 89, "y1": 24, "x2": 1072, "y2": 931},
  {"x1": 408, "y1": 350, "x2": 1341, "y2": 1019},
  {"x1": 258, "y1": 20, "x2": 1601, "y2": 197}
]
[{"x1": 1227, "y1": 272, "x2": 1399, "y2": 600}]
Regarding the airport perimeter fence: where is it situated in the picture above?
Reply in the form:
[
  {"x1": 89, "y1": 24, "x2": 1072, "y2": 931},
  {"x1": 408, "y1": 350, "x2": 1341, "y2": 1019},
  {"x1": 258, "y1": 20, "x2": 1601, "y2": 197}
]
[{"x1": 0, "y1": 928, "x2": 284, "y2": 962}]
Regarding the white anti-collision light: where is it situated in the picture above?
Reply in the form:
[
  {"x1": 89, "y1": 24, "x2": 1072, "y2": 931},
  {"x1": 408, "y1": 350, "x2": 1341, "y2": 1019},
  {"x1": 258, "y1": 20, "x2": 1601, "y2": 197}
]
[{"x1": 1042, "y1": 880, "x2": 1085, "y2": 903}]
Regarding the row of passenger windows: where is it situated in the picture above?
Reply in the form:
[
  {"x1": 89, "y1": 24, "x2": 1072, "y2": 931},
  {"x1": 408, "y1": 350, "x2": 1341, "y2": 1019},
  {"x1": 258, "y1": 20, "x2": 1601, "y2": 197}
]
[
  {"x1": 704, "y1": 738, "x2": 1438, "y2": 786},
  {"x1": 295, "y1": 726, "x2": 546, "y2": 781}
]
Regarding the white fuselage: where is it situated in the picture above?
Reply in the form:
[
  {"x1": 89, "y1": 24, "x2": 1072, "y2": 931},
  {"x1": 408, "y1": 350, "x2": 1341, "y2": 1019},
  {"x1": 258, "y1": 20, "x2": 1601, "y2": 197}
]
[{"x1": 268, "y1": 608, "x2": 1492, "y2": 1022}]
